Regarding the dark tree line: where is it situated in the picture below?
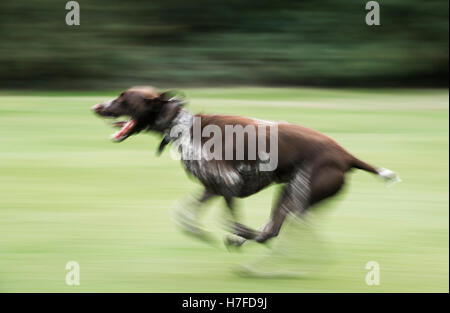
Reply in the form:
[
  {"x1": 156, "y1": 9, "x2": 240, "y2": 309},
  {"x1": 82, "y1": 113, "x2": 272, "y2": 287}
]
[{"x1": 0, "y1": 0, "x2": 448, "y2": 89}]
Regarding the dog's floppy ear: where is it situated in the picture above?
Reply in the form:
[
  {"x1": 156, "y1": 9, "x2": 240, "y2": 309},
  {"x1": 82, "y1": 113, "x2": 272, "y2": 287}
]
[
  {"x1": 158, "y1": 90, "x2": 186, "y2": 114},
  {"x1": 158, "y1": 90, "x2": 186, "y2": 103},
  {"x1": 144, "y1": 90, "x2": 185, "y2": 110}
]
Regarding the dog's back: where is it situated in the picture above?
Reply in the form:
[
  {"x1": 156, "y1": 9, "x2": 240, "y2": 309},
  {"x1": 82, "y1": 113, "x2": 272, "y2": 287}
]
[{"x1": 197, "y1": 113, "x2": 357, "y2": 174}]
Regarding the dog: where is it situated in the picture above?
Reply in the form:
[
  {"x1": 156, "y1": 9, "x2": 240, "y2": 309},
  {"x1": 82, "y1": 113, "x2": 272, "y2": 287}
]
[{"x1": 92, "y1": 86, "x2": 400, "y2": 246}]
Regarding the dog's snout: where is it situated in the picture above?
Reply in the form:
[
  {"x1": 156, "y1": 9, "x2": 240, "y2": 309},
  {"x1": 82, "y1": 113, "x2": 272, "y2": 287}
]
[{"x1": 92, "y1": 103, "x2": 104, "y2": 113}]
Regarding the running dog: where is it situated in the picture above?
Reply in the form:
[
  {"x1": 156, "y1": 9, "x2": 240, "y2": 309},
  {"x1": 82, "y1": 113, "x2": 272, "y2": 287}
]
[{"x1": 92, "y1": 86, "x2": 400, "y2": 246}]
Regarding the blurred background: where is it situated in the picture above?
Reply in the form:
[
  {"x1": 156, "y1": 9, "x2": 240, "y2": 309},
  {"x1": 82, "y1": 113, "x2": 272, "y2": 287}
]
[
  {"x1": 0, "y1": 0, "x2": 448, "y2": 89},
  {"x1": 0, "y1": 1, "x2": 448, "y2": 292}
]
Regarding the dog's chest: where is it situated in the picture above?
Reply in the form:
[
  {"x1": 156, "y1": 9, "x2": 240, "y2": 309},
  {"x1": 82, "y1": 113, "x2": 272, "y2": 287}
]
[
  {"x1": 169, "y1": 111, "x2": 275, "y2": 197},
  {"x1": 182, "y1": 158, "x2": 274, "y2": 197}
]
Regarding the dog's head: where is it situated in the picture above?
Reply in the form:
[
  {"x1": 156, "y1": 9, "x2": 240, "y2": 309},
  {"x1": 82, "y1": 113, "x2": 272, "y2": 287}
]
[{"x1": 92, "y1": 86, "x2": 185, "y2": 142}]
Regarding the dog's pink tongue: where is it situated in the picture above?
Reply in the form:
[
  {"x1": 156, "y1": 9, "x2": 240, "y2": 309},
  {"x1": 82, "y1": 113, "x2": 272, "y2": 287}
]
[{"x1": 114, "y1": 119, "x2": 135, "y2": 139}]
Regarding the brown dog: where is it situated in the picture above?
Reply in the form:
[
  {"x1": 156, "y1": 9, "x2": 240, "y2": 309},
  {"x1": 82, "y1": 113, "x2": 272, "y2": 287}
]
[{"x1": 92, "y1": 86, "x2": 400, "y2": 246}]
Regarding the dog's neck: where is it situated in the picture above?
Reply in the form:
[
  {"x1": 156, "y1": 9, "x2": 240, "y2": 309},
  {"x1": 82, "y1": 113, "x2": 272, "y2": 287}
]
[{"x1": 157, "y1": 108, "x2": 194, "y2": 155}]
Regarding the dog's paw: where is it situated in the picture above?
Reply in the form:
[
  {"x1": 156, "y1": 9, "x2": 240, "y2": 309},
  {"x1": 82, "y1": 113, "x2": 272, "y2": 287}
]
[
  {"x1": 224, "y1": 234, "x2": 246, "y2": 251},
  {"x1": 171, "y1": 203, "x2": 218, "y2": 245}
]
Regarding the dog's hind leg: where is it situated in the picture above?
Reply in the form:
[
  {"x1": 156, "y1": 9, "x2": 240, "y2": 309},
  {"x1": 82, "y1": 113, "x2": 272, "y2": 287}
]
[
  {"x1": 253, "y1": 164, "x2": 345, "y2": 244},
  {"x1": 226, "y1": 163, "x2": 340, "y2": 246},
  {"x1": 308, "y1": 165, "x2": 345, "y2": 207},
  {"x1": 254, "y1": 166, "x2": 312, "y2": 243}
]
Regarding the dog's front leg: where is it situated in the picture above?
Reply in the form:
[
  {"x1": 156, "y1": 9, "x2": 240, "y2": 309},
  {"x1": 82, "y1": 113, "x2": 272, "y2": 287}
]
[{"x1": 174, "y1": 188, "x2": 216, "y2": 241}]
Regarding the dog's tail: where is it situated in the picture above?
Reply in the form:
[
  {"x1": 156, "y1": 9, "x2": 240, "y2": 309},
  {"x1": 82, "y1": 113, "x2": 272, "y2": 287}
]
[{"x1": 352, "y1": 157, "x2": 401, "y2": 186}]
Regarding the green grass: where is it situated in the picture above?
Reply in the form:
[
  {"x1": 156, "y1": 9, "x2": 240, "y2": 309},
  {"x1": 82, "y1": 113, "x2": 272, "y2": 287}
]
[{"x1": 0, "y1": 88, "x2": 448, "y2": 292}]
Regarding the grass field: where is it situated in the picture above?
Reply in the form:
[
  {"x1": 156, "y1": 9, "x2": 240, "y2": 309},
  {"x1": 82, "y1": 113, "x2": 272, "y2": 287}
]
[{"x1": 0, "y1": 88, "x2": 448, "y2": 292}]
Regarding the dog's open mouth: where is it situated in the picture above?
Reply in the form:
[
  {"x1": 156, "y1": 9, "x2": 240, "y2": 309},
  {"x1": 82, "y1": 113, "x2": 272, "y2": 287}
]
[{"x1": 110, "y1": 118, "x2": 136, "y2": 142}]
